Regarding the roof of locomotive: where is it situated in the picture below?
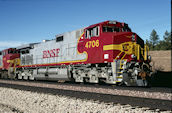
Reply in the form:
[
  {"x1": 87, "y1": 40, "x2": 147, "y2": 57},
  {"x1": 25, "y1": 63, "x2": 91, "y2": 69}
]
[
  {"x1": 16, "y1": 43, "x2": 39, "y2": 50},
  {"x1": 0, "y1": 48, "x2": 15, "y2": 52},
  {"x1": 85, "y1": 20, "x2": 130, "y2": 29},
  {"x1": 55, "y1": 27, "x2": 85, "y2": 38}
]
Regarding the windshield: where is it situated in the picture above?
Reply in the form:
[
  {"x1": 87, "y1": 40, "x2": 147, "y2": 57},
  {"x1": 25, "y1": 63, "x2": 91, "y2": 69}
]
[
  {"x1": 102, "y1": 26, "x2": 131, "y2": 32},
  {"x1": 122, "y1": 26, "x2": 131, "y2": 32},
  {"x1": 103, "y1": 26, "x2": 120, "y2": 32}
]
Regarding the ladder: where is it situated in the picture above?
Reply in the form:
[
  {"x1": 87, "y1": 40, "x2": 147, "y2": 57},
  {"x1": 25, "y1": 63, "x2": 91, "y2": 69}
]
[{"x1": 114, "y1": 52, "x2": 127, "y2": 83}]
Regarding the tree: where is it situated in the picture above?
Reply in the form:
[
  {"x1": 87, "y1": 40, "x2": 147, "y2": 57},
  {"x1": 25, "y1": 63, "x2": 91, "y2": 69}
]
[
  {"x1": 155, "y1": 40, "x2": 166, "y2": 50},
  {"x1": 162, "y1": 30, "x2": 171, "y2": 50},
  {"x1": 150, "y1": 29, "x2": 159, "y2": 50},
  {"x1": 146, "y1": 39, "x2": 152, "y2": 49}
]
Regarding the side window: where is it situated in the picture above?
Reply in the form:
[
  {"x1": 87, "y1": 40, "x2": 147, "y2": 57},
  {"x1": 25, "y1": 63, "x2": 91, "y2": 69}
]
[
  {"x1": 26, "y1": 50, "x2": 29, "y2": 54},
  {"x1": 85, "y1": 29, "x2": 91, "y2": 39},
  {"x1": 96, "y1": 26, "x2": 99, "y2": 36},
  {"x1": 85, "y1": 30, "x2": 87, "y2": 39},
  {"x1": 85, "y1": 26, "x2": 99, "y2": 39},
  {"x1": 93, "y1": 26, "x2": 99, "y2": 37},
  {"x1": 21, "y1": 51, "x2": 25, "y2": 54},
  {"x1": 56, "y1": 36, "x2": 63, "y2": 42},
  {"x1": 85, "y1": 30, "x2": 89, "y2": 39},
  {"x1": 93, "y1": 27, "x2": 96, "y2": 36},
  {"x1": 21, "y1": 49, "x2": 30, "y2": 54}
]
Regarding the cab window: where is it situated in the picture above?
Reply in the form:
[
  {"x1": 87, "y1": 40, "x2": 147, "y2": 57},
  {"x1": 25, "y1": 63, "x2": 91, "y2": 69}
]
[
  {"x1": 103, "y1": 26, "x2": 120, "y2": 32},
  {"x1": 85, "y1": 26, "x2": 99, "y2": 39},
  {"x1": 8, "y1": 50, "x2": 13, "y2": 54},
  {"x1": 122, "y1": 24, "x2": 131, "y2": 32},
  {"x1": 21, "y1": 49, "x2": 30, "y2": 54},
  {"x1": 8, "y1": 49, "x2": 17, "y2": 54},
  {"x1": 122, "y1": 27, "x2": 131, "y2": 32}
]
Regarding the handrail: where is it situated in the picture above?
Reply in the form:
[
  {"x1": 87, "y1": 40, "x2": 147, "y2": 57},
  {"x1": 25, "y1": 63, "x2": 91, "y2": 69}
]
[
  {"x1": 144, "y1": 45, "x2": 149, "y2": 61},
  {"x1": 119, "y1": 53, "x2": 126, "y2": 69},
  {"x1": 137, "y1": 44, "x2": 140, "y2": 60}
]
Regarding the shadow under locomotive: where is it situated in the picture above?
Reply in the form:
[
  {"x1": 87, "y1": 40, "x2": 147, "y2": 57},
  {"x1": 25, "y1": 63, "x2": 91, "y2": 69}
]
[
  {"x1": 150, "y1": 71, "x2": 172, "y2": 88},
  {"x1": 0, "y1": 82, "x2": 171, "y2": 111}
]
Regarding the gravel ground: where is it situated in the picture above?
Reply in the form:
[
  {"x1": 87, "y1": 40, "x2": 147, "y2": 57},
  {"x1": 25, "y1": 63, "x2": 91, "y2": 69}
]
[
  {"x1": 0, "y1": 103, "x2": 22, "y2": 113},
  {"x1": 0, "y1": 80, "x2": 171, "y2": 101},
  {"x1": 0, "y1": 87, "x2": 171, "y2": 113}
]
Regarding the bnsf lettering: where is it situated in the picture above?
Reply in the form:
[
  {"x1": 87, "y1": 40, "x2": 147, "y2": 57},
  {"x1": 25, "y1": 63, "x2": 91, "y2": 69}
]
[{"x1": 43, "y1": 48, "x2": 60, "y2": 58}]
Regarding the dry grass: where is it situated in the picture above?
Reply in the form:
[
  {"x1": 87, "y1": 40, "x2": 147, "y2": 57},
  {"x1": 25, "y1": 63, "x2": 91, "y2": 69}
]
[{"x1": 149, "y1": 50, "x2": 171, "y2": 72}]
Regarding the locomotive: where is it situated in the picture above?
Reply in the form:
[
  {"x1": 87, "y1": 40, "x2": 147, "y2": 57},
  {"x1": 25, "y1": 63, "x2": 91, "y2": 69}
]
[{"x1": 0, "y1": 20, "x2": 152, "y2": 86}]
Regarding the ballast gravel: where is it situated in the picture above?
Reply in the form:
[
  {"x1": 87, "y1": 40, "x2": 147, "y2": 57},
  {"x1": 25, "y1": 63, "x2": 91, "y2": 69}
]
[
  {"x1": 0, "y1": 87, "x2": 171, "y2": 113},
  {"x1": 0, "y1": 80, "x2": 171, "y2": 101}
]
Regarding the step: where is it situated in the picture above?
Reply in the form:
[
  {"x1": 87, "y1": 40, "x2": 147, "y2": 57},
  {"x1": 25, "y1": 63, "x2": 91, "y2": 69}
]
[{"x1": 116, "y1": 76, "x2": 123, "y2": 78}]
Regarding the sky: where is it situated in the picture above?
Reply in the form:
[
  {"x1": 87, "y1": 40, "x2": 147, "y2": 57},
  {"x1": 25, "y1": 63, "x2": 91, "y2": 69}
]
[{"x1": 0, "y1": 0, "x2": 171, "y2": 50}]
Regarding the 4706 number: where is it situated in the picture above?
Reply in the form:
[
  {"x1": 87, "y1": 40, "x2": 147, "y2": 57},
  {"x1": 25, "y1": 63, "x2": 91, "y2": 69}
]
[{"x1": 85, "y1": 40, "x2": 99, "y2": 48}]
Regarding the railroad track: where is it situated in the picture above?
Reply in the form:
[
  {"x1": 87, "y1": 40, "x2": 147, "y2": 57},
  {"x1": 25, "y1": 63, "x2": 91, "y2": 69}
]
[{"x1": 0, "y1": 79, "x2": 171, "y2": 111}]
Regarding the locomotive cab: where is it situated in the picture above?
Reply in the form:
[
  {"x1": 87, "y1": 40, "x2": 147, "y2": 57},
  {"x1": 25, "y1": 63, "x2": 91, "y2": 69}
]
[
  {"x1": 0, "y1": 48, "x2": 20, "y2": 79},
  {"x1": 2, "y1": 48, "x2": 20, "y2": 70}
]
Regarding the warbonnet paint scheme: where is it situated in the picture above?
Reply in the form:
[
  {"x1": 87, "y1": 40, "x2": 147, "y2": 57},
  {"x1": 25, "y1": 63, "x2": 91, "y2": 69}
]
[{"x1": 0, "y1": 20, "x2": 152, "y2": 86}]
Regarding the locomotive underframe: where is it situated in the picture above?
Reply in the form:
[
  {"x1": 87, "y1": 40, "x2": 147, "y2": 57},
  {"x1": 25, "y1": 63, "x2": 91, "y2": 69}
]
[{"x1": 1, "y1": 59, "x2": 149, "y2": 86}]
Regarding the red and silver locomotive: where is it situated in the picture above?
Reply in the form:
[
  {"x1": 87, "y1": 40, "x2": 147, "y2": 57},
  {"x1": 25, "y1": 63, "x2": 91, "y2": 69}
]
[{"x1": 0, "y1": 20, "x2": 152, "y2": 86}]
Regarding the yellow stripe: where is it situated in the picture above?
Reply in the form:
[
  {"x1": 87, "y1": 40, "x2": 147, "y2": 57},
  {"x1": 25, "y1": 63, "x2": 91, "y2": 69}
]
[
  {"x1": 103, "y1": 42, "x2": 134, "y2": 51},
  {"x1": 103, "y1": 42, "x2": 138, "y2": 55},
  {"x1": 103, "y1": 44, "x2": 122, "y2": 51},
  {"x1": 116, "y1": 81, "x2": 122, "y2": 82}
]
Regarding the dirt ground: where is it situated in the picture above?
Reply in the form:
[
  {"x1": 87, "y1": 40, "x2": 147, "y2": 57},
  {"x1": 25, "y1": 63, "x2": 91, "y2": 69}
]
[{"x1": 149, "y1": 50, "x2": 171, "y2": 72}]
